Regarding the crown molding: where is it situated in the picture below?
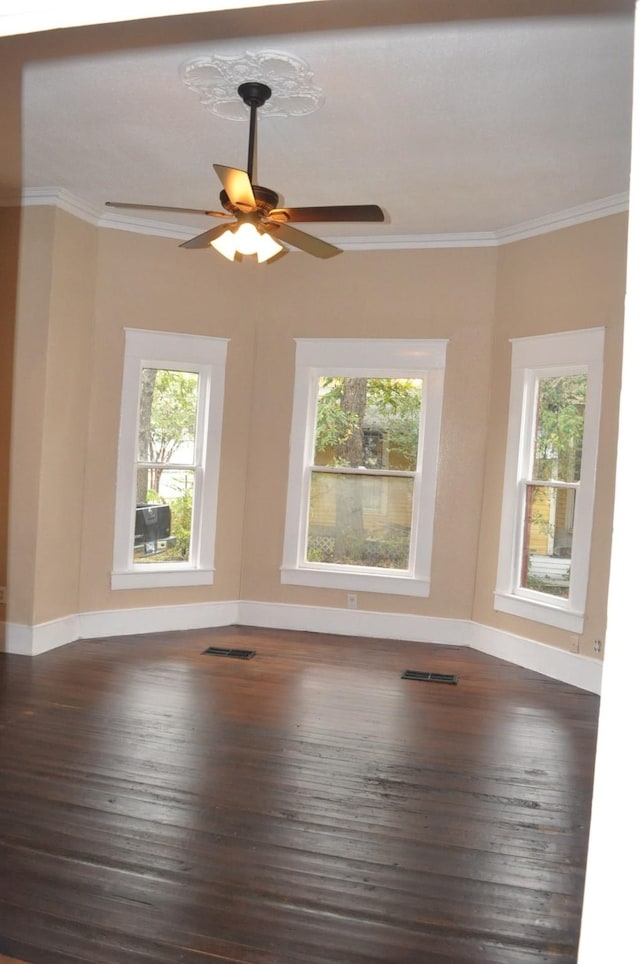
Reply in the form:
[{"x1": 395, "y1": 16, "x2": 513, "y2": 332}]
[
  {"x1": 16, "y1": 186, "x2": 102, "y2": 223},
  {"x1": 333, "y1": 232, "x2": 499, "y2": 250},
  {"x1": 7, "y1": 187, "x2": 630, "y2": 250},
  {"x1": 494, "y1": 192, "x2": 630, "y2": 244},
  {"x1": 100, "y1": 209, "x2": 196, "y2": 241}
]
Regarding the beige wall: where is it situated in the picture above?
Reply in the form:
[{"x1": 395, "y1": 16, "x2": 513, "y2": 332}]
[
  {"x1": 5, "y1": 209, "x2": 627, "y2": 660},
  {"x1": 61, "y1": 230, "x2": 497, "y2": 624},
  {"x1": 472, "y1": 214, "x2": 627, "y2": 656},
  {"x1": 240, "y1": 248, "x2": 496, "y2": 620},
  {"x1": 77, "y1": 227, "x2": 259, "y2": 613},
  {"x1": 8, "y1": 206, "x2": 56, "y2": 626},
  {"x1": 8, "y1": 207, "x2": 97, "y2": 625}
]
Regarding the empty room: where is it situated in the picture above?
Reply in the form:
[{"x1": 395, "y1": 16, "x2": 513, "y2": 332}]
[{"x1": 1, "y1": 1, "x2": 637, "y2": 962}]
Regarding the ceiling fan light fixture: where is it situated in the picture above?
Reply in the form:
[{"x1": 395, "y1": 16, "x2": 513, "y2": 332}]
[
  {"x1": 210, "y1": 227, "x2": 239, "y2": 261},
  {"x1": 255, "y1": 230, "x2": 284, "y2": 263},
  {"x1": 210, "y1": 221, "x2": 284, "y2": 263},
  {"x1": 235, "y1": 220, "x2": 264, "y2": 255}
]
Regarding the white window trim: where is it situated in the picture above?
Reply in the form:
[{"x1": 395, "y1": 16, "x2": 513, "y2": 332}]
[
  {"x1": 495, "y1": 327, "x2": 605, "y2": 633},
  {"x1": 281, "y1": 338, "x2": 448, "y2": 597},
  {"x1": 111, "y1": 328, "x2": 228, "y2": 590}
]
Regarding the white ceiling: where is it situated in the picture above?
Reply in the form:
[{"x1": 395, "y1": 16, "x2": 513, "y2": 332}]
[{"x1": 1, "y1": 1, "x2": 635, "y2": 248}]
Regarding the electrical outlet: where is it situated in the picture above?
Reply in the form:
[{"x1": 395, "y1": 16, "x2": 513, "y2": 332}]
[
  {"x1": 346, "y1": 593, "x2": 357, "y2": 610},
  {"x1": 569, "y1": 635, "x2": 580, "y2": 653},
  {"x1": 594, "y1": 639, "x2": 602, "y2": 654}
]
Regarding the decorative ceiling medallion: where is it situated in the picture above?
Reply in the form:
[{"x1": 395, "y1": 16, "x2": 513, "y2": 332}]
[{"x1": 180, "y1": 50, "x2": 324, "y2": 120}]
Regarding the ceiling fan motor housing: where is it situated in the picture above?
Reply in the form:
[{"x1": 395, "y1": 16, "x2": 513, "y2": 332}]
[{"x1": 219, "y1": 184, "x2": 282, "y2": 217}]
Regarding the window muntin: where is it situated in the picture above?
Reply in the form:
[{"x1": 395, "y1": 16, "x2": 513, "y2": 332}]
[
  {"x1": 112, "y1": 329, "x2": 228, "y2": 590},
  {"x1": 495, "y1": 328, "x2": 604, "y2": 633},
  {"x1": 281, "y1": 339, "x2": 447, "y2": 597}
]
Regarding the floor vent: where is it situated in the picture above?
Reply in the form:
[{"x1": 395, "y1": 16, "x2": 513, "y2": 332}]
[
  {"x1": 402, "y1": 670, "x2": 458, "y2": 684},
  {"x1": 202, "y1": 646, "x2": 256, "y2": 660}
]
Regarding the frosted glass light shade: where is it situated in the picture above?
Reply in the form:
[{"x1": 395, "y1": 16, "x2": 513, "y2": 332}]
[{"x1": 210, "y1": 223, "x2": 283, "y2": 263}]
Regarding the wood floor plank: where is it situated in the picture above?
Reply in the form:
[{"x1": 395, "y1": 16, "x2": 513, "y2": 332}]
[{"x1": 0, "y1": 627, "x2": 599, "y2": 962}]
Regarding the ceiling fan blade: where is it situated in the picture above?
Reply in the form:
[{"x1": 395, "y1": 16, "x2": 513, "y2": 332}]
[
  {"x1": 213, "y1": 164, "x2": 256, "y2": 212},
  {"x1": 269, "y1": 204, "x2": 385, "y2": 224},
  {"x1": 267, "y1": 221, "x2": 341, "y2": 259},
  {"x1": 179, "y1": 224, "x2": 231, "y2": 250},
  {"x1": 105, "y1": 201, "x2": 228, "y2": 218}
]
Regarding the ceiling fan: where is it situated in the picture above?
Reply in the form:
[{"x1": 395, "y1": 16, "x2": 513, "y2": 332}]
[{"x1": 106, "y1": 81, "x2": 385, "y2": 263}]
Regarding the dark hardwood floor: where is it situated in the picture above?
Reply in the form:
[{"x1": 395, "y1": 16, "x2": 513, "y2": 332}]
[{"x1": 0, "y1": 626, "x2": 599, "y2": 963}]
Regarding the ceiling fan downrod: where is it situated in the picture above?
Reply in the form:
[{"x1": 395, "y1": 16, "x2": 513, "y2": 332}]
[{"x1": 238, "y1": 82, "x2": 271, "y2": 185}]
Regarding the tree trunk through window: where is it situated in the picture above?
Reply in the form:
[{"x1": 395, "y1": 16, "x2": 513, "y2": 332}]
[
  {"x1": 137, "y1": 368, "x2": 157, "y2": 503},
  {"x1": 335, "y1": 377, "x2": 367, "y2": 560}
]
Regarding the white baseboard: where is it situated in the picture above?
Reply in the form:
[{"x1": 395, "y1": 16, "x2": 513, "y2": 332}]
[
  {"x1": 78, "y1": 600, "x2": 240, "y2": 640},
  {"x1": 2, "y1": 599, "x2": 602, "y2": 693},
  {"x1": 3, "y1": 601, "x2": 239, "y2": 656},
  {"x1": 470, "y1": 621, "x2": 603, "y2": 694},
  {"x1": 238, "y1": 599, "x2": 464, "y2": 645},
  {"x1": 4, "y1": 615, "x2": 80, "y2": 655},
  {"x1": 238, "y1": 601, "x2": 601, "y2": 693}
]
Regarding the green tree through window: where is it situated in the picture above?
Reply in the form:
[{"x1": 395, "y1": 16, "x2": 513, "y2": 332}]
[
  {"x1": 521, "y1": 373, "x2": 588, "y2": 597},
  {"x1": 309, "y1": 376, "x2": 422, "y2": 569},
  {"x1": 135, "y1": 368, "x2": 198, "y2": 562}
]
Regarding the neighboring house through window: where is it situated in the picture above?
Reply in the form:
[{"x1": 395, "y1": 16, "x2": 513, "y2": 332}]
[
  {"x1": 281, "y1": 338, "x2": 448, "y2": 596},
  {"x1": 112, "y1": 328, "x2": 228, "y2": 589},
  {"x1": 495, "y1": 327, "x2": 605, "y2": 632}
]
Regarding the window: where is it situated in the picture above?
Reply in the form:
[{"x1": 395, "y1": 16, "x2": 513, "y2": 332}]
[
  {"x1": 281, "y1": 338, "x2": 447, "y2": 596},
  {"x1": 112, "y1": 329, "x2": 228, "y2": 589},
  {"x1": 495, "y1": 327, "x2": 604, "y2": 632}
]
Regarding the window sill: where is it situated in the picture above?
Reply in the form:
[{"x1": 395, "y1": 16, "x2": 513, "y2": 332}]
[
  {"x1": 111, "y1": 568, "x2": 214, "y2": 590},
  {"x1": 281, "y1": 565, "x2": 430, "y2": 597},
  {"x1": 494, "y1": 590, "x2": 584, "y2": 633}
]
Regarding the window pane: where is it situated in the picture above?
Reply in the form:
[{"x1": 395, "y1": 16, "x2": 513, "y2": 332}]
[
  {"x1": 137, "y1": 368, "x2": 199, "y2": 464},
  {"x1": 313, "y1": 377, "x2": 422, "y2": 471},
  {"x1": 533, "y1": 375, "x2": 587, "y2": 482},
  {"x1": 134, "y1": 468, "x2": 194, "y2": 563},
  {"x1": 521, "y1": 483, "x2": 575, "y2": 598},
  {"x1": 307, "y1": 471, "x2": 413, "y2": 569}
]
